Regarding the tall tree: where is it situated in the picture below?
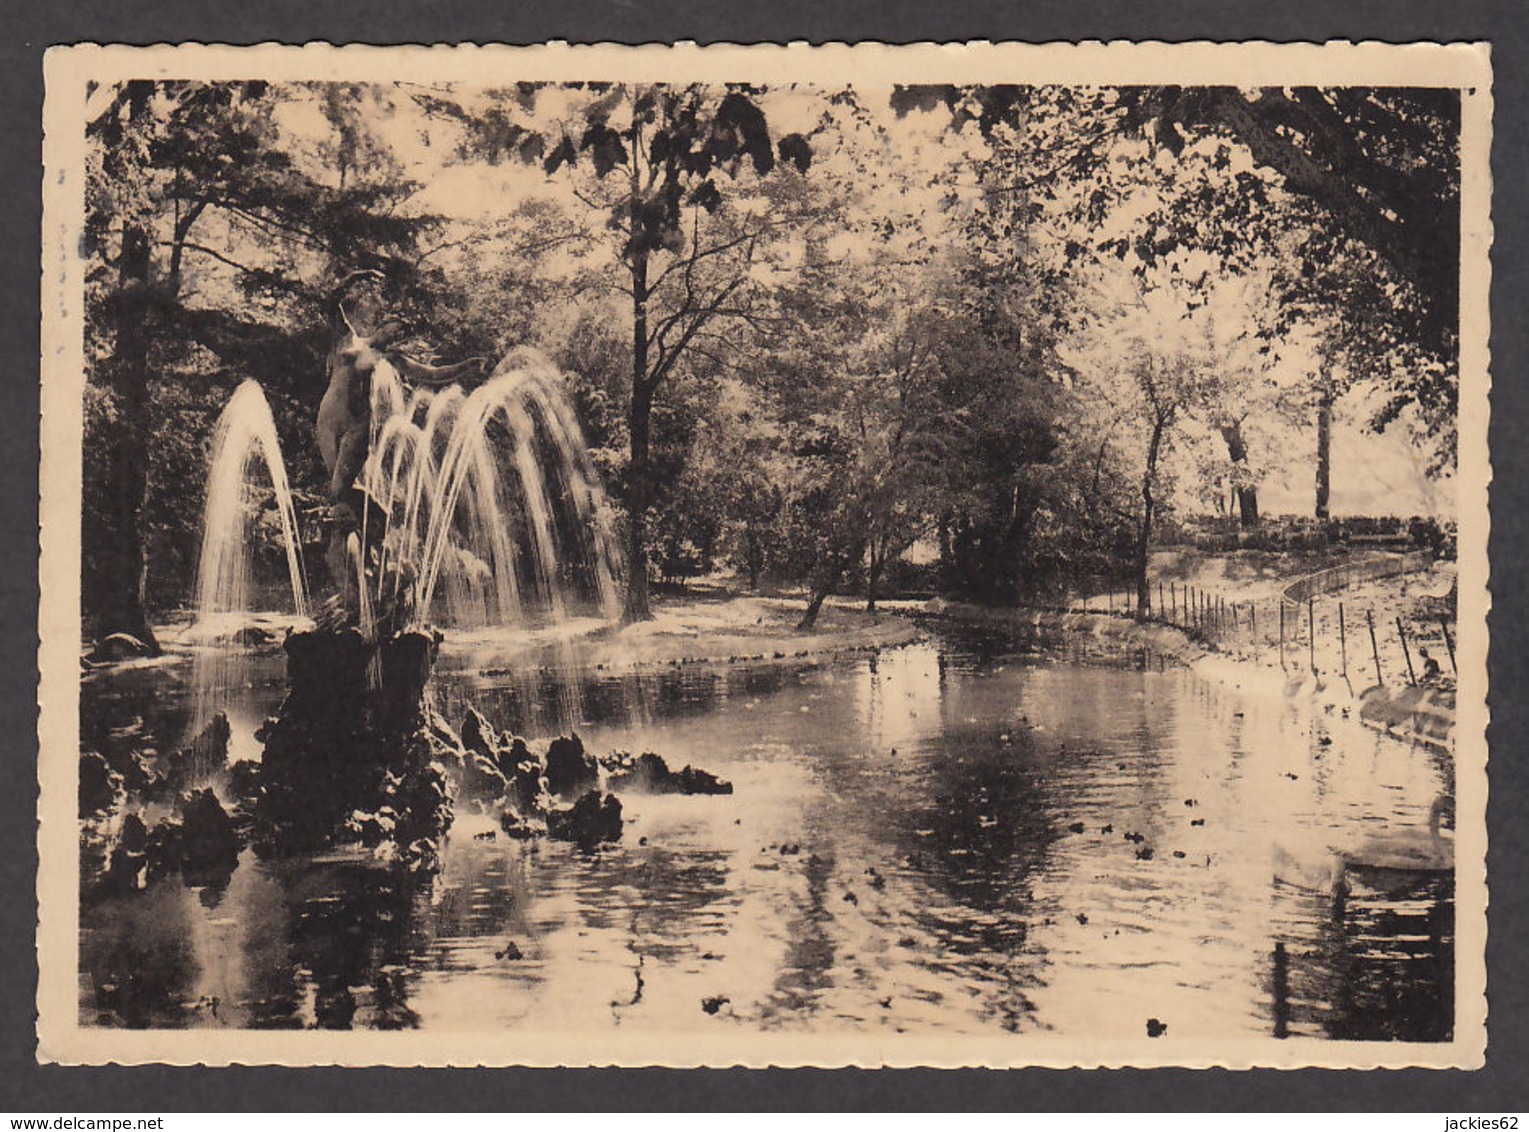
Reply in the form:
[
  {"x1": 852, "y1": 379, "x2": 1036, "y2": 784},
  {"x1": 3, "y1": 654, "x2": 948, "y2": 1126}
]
[
  {"x1": 86, "y1": 81, "x2": 160, "y2": 650},
  {"x1": 1062, "y1": 267, "x2": 1219, "y2": 616},
  {"x1": 423, "y1": 83, "x2": 812, "y2": 620},
  {"x1": 1117, "y1": 86, "x2": 1460, "y2": 366},
  {"x1": 738, "y1": 265, "x2": 927, "y2": 628},
  {"x1": 82, "y1": 81, "x2": 445, "y2": 646},
  {"x1": 899, "y1": 84, "x2": 1462, "y2": 475}
]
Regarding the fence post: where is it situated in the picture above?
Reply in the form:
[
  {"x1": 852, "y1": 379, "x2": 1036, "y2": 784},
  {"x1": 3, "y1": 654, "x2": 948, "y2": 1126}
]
[
  {"x1": 1367, "y1": 609, "x2": 1383, "y2": 685},
  {"x1": 1171, "y1": 583, "x2": 1177, "y2": 622},
  {"x1": 1279, "y1": 601, "x2": 1287, "y2": 671},
  {"x1": 1338, "y1": 601, "x2": 1348, "y2": 678},
  {"x1": 1439, "y1": 617, "x2": 1457, "y2": 675},
  {"x1": 1307, "y1": 595, "x2": 1316, "y2": 675},
  {"x1": 1158, "y1": 579, "x2": 1164, "y2": 620},
  {"x1": 1272, "y1": 941, "x2": 1291, "y2": 1040},
  {"x1": 1397, "y1": 617, "x2": 1417, "y2": 686}
]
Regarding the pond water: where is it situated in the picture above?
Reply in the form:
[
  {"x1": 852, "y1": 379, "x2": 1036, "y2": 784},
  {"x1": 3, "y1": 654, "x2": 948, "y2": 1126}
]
[{"x1": 79, "y1": 620, "x2": 1453, "y2": 1041}]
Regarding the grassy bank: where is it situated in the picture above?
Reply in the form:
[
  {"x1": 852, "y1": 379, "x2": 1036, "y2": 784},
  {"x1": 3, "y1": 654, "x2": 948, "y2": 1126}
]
[
  {"x1": 1143, "y1": 548, "x2": 1457, "y2": 694},
  {"x1": 524, "y1": 591, "x2": 921, "y2": 675}
]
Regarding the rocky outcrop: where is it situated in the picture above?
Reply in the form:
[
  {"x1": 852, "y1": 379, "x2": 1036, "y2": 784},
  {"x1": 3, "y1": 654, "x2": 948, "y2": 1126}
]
[
  {"x1": 251, "y1": 627, "x2": 453, "y2": 867},
  {"x1": 173, "y1": 788, "x2": 243, "y2": 885},
  {"x1": 93, "y1": 788, "x2": 243, "y2": 895},
  {"x1": 545, "y1": 735, "x2": 598, "y2": 797},
  {"x1": 604, "y1": 751, "x2": 734, "y2": 795},
  {"x1": 84, "y1": 625, "x2": 744, "y2": 907},
  {"x1": 448, "y1": 711, "x2": 619, "y2": 847},
  {"x1": 252, "y1": 629, "x2": 643, "y2": 862},
  {"x1": 454, "y1": 707, "x2": 512, "y2": 800},
  {"x1": 545, "y1": 790, "x2": 624, "y2": 850},
  {"x1": 145, "y1": 713, "x2": 231, "y2": 801},
  {"x1": 85, "y1": 632, "x2": 157, "y2": 664},
  {"x1": 79, "y1": 751, "x2": 123, "y2": 819}
]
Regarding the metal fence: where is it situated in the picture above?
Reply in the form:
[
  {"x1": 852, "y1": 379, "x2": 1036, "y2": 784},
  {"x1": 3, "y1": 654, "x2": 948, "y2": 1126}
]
[
  {"x1": 1073, "y1": 554, "x2": 1456, "y2": 689},
  {"x1": 1279, "y1": 551, "x2": 1434, "y2": 605}
]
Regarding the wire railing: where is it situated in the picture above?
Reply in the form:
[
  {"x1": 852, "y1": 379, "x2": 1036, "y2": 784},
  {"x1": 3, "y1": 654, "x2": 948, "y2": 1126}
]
[
  {"x1": 1072, "y1": 553, "x2": 1456, "y2": 690},
  {"x1": 1279, "y1": 551, "x2": 1434, "y2": 605}
]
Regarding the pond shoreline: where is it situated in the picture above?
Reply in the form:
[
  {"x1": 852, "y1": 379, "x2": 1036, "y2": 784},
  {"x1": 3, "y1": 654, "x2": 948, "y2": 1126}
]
[
  {"x1": 921, "y1": 597, "x2": 1454, "y2": 753},
  {"x1": 454, "y1": 594, "x2": 924, "y2": 677},
  {"x1": 116, "y1": 583, "x2": 1452, "y2": 752}
]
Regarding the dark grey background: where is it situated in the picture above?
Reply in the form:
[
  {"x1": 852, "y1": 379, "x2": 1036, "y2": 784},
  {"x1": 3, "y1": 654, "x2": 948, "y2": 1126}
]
[{"x1": 3, "y1": 0, "x2": 1523, "y2": 1111}]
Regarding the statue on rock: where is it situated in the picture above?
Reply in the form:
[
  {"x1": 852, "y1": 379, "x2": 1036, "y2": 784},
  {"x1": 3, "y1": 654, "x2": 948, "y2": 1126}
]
[{"x1": 315, "y1": 271, "x2": 482, "y2": 623}]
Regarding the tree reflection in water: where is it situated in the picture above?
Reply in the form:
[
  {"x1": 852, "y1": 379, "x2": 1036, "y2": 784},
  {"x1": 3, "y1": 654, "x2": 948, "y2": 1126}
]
[{"x1": 79, "y1": 623, "x2": 1455, "y2": 1041}]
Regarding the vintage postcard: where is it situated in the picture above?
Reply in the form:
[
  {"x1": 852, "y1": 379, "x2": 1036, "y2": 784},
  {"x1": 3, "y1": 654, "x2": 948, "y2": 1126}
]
[{"x1": 38, "y1": 41, "x2": 1491, "y2": 1068}]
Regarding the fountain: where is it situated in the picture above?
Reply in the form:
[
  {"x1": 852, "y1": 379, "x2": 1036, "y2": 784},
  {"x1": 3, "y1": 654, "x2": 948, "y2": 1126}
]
[
  {"x1": 187, "y1": 379, "x2": 310, "y2": 735},
  {"x1": 373, "y1": 346, "x2": 622, "y2": 634},
  {"x1": 190, "y1": 349, "x2": 621, "y2": 688},
  {"x1": 185, "y1": 344, "x2": 627, "y2": 864},
  {"x1": 359, "y1": 346, "x2": 622, "y2": 733}
]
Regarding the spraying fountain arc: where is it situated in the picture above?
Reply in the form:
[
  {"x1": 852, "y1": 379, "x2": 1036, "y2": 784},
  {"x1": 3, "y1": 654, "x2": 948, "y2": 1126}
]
[
  {"x1": 189, "y1": 342, "x2": 623, "y2": 739},
  {"x1": 188, "y1": 379, "x2": 311, "y2": 733}
]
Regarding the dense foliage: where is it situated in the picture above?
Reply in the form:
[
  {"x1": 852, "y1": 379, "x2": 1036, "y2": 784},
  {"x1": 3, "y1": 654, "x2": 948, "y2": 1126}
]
[{"x1": 79, "y1": 81, "x2": 1461, "y2": 644}]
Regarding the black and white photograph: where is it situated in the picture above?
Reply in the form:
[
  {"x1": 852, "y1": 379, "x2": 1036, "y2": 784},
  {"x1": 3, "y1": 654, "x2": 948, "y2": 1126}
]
[{"x1": 36, "y1": 41, "x2": 1491, "y2": 1068}]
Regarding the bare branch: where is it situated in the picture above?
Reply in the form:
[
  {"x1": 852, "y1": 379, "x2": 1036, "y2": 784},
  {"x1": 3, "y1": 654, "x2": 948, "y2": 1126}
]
[
  {"x1": 412, "y1": 233, "x2": 483, "y2": 267},
  {"x1": 159, "y1": 240, "x2": 267, "y2": 278},
  {"x1": 648, "y1": 224, "x2": 762, "y2": 295},
  {"x1": 647, "y1": 276, "x2": 748, "y2": 392}
]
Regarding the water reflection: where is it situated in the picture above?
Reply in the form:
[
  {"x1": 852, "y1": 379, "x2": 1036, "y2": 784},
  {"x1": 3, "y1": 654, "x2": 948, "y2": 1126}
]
[
  {"x1": 1271, "y1": 871, "x2": 1453, "y2": 1042},
  {"x1": 79, "y1": 623, "x2": 1453, "y2": 1040}
]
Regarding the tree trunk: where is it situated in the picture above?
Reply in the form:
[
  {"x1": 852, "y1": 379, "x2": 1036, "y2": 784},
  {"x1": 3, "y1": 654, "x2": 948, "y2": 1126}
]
[
  {"x1": 798, "y1": 539, "x2": 864, "y2": 631},
  {"x1": 1236, "y1": 488, "x2": 1259, "y2": 527},
  {"x1": 166, "y1": 197, "x2": 207, "y2": 300},
  {"x1": 1315, "y1": 392, "x2": 1334, "y2": 520},
  {"x1": 1136, "y1": 415, "x2": 1166, "y2": 618},
  {"x1": 1219, "y1": 420, "x2": 1259, "y2": 527},
  {"x1": 745, "y1": 526, "x2": 761, "y2": 591},
  {"x1": 623, "y1": 251, "x2": 654, "y2": 623},
  {"x1": 87, "y1": 82, "x2": 160, "y2": 654},
  {"x1": 797, "y1": 585, "x2": 832, "y2": 632},
  {"x1": 937, "y1": 510, "x2": 952, "y2": 592},
  {"x1": 865, "y1": 539, "x2": 882, "y2": 614}
]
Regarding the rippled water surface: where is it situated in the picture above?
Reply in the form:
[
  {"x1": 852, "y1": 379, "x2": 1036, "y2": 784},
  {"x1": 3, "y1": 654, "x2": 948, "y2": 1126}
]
[{"x1": 80, "y1": 622, "x2": 1453, "y2": 1040}]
